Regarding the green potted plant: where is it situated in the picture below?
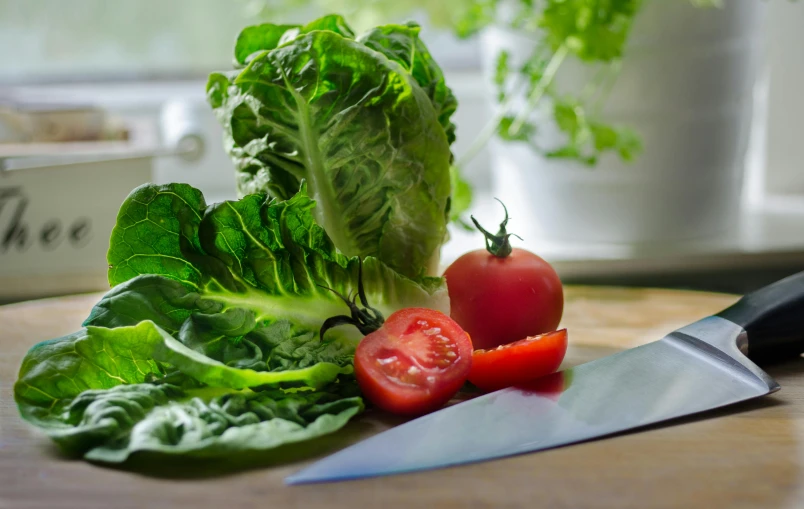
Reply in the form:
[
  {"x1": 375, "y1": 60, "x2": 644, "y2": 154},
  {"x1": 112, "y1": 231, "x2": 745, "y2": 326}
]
[
  {"x1": 476, "y1": 0, "x2": 766, "y2": 245},
  {"x1": 243, "y1": 0, "x2": 767, "y2": 245}
]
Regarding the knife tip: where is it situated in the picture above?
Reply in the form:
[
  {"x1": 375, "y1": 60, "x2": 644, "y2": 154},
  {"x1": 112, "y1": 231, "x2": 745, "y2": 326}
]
[
  {"x1": 284, "y1": 472, "x2": 342, "y2": 486},
  {"x1": 285, "y1": 467, "x2": 383, "y2": 485},
  {"x1": 283, "y1": 475, "x2": 306, "y2": 486},
  {"x1": 284, "y1": 468, "x2": 344, "y2": 485}
]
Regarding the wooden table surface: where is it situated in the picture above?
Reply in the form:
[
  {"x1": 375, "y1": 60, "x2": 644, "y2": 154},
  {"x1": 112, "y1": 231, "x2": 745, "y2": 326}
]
[{"x1": 2, "y1": 287, "x2": 803, "y2": 509}]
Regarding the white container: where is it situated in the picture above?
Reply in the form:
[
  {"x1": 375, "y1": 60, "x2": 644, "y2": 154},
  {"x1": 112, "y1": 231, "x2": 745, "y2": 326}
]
[
  {"x1": 764, "y1": 1, "x2": 804, "y2": 196},
  {"x1": 482, "y1": 0, "x2": 766, "y2": 245},
  {"x1": 0, "y1": 154, "x2": 153, "y2": 302}
]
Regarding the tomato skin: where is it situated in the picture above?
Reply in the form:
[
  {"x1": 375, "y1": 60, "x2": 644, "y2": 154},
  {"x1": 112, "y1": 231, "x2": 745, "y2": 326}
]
[
  {"x1": 516, "y1": 371, "x2": 568, "y2": 401},
  {"x1": 468, "y1": 329, "x2": 568, "y2": 392},
  {"x1": 444, "y1": 248, "x2": 563, "y2": 350},
  {"x1": 354, "y1": 308, "x2": 473, "y2": 416}
]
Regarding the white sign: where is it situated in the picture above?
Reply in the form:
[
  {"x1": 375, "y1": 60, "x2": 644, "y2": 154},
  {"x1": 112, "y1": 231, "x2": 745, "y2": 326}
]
[{"x1": 0, "y1": 157, "x2": 152, "y2": 301}]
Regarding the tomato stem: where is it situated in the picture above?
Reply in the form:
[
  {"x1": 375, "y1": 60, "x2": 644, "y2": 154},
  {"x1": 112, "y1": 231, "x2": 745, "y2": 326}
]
[
  {"x1": 319, "y1": 258, "x2": 385, "y2": 341},
  {"x1": 471, "y1": 199, "x2": 523, "y2": 258}
]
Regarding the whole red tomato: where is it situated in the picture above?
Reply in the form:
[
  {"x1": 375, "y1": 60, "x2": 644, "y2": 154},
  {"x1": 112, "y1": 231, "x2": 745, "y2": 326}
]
[{"x1": 444, "y1": 203, "x2": 564, "y2": 350}]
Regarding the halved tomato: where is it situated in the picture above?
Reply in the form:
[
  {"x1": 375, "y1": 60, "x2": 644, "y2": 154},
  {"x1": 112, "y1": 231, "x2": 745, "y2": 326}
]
[
  {"x1": 468, "y1": 329, "x2": 568, "y2": 392},
  {"x1": 354, "y1": 308, "x2": 473, "y2": 415}
]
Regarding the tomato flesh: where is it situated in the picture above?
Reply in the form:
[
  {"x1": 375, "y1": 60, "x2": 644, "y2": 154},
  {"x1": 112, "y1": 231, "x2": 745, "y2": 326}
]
[
  {"x1": 445, "y1": 248, "x2": 563, "y2": 350},
  {"x1": 354, "y1": 308, "x2": 473, "y2": 415},
  {"x1": 468, "y1": 329, "x2": 568, "y2": 392}
]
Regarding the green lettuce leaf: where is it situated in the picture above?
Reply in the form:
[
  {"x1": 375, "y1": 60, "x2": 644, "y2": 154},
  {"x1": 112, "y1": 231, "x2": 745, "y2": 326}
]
[
  {"x1": 207, "y1": 16, "x2": 459, "y2": 278},
  {"x1": 233, "y1": 14, "x2": 356, "y2": 67},
  {"x1": 15, "y1": 321, "x2": 348, "y2": 411},
  {"x1": 78, "y1": 385, "x2": 363, "y2": 462},
  {"x1": 84, "y1": 276, "x2": 357, "y2": 383},
  {"x1": 357, "y1": 22, "x2": 458, "y2": 145},
  {"x1": 103, "y1": 181, "x2": 448, "y2": 338},
  {"x1": 14, "y1": 324, "x2": 362, "y2": 462}
]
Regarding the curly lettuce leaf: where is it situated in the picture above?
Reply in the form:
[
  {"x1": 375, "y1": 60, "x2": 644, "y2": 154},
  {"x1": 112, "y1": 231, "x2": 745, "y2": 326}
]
[
  {"x1": 15, "y1": 329, "x2": 362, "y2": 462},
  {"x1": 78, "y1": 385, "x2": 363, "y2": 463},
  {"x1": 234, "y1": 14, "x2": 356, "y2": 67},
  {"x1": 14, "y1": 322, "x2": 348, "y2": 421},
  {"x1": 104, "y1": 182, "x2": 448, "y2": 338},
  {"x1": 208, "y1": 16, "x2": 459, "y2": 279},
  {"x1": 357, "y1": 22, "x2": 458, "y2": 145},
  {"x1": 84, "y1": 276, "x2": 357, "y2": 382}
]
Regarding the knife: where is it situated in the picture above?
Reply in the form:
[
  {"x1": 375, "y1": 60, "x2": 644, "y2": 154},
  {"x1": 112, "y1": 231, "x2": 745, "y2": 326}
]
[{"x1": 285, "y1": 271, "x2": 804, "y2": 485}]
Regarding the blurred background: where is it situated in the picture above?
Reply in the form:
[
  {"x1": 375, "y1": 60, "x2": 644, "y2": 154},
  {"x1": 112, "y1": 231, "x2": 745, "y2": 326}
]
[{"x1": 1, "y1": 0, "x2": 803, "y2": 302}]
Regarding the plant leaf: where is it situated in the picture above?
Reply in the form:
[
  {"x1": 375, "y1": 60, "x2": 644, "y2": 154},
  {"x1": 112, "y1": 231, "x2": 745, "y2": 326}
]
[
  {"x1": 358, "y1": 22, "x2": 458, "y2": 145},
  {"x1": 105, "y1": 182, "x2": 449, "y2": 337},
  {"x1": 233, "y1": 14, "x2": 356, "y2": 67},
  {"x1": 208, "y1": 22, "x2": 455, "y2": 278},
  {"x1": 14, "y1": 319, "x2": 364, "y2": 462}
]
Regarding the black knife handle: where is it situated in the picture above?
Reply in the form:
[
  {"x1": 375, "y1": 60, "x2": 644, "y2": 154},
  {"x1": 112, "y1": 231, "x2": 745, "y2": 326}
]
[{"x1": 717, "y1": 270, "x2": 804, "y2": 360}]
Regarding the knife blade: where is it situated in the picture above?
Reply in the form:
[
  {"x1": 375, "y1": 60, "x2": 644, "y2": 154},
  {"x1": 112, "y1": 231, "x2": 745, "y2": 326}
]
[{"x1": 285, "y1": 271, "x2": 804, "y2": 485}]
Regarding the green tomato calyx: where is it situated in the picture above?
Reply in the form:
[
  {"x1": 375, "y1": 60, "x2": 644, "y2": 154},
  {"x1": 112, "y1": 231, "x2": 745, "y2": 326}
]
[{"x1": 471, "y1": 199, "x2": 522, "y2": 258}]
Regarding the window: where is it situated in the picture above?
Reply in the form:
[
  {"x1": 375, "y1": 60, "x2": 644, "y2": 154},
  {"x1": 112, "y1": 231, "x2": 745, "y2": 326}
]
[
  {"x1": 0, "y1": 1, "x2": 478, "y2": 85},
  {"x1": 0, "y1": 0, "x2": 251, "y2": 83}
]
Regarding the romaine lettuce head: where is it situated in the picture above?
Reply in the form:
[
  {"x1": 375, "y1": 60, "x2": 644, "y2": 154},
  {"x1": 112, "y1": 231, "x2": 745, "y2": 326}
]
[
  {"x1": 207, "y1": 14, "x2": 459, "y2": 279},
  {"x1": 14, "y1": 181, "x2": 448, "y2": 463}
]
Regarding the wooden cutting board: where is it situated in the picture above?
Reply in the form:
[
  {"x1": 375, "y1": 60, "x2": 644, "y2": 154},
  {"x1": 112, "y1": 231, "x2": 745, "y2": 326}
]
[{"x1": 1, "y1": 287, "x2": 802, "y2": 509}]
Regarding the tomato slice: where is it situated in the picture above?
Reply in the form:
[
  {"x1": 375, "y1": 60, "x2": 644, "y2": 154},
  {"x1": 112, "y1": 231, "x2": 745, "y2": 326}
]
[
  {"x1": 354, "y1": 308, "x2": 473, "y2": 415},
  {"x1": 468, "y1": 329, "x2": 568, "y2": 392},
  {"x1": 516, "y1": 371, "x2": 570, "y2": 401}
]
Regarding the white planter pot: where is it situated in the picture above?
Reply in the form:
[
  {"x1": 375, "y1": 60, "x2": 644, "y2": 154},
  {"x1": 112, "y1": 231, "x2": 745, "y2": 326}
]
[{"x1": 483, "y1": 0, "x2": 766, "y2": 245}]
